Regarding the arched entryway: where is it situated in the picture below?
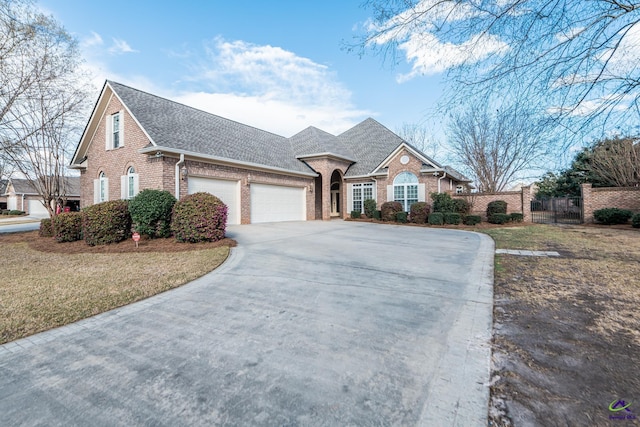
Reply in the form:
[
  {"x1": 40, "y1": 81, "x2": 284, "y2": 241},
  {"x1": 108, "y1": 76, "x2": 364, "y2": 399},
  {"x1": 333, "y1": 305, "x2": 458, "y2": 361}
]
[{"x1": 330, "y1": 170, "x2": 342, "y2": 218}]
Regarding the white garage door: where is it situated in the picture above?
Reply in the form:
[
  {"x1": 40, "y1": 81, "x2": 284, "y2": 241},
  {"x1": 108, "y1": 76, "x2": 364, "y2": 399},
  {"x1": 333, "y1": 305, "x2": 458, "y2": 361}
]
[
  {"x1": 188, "y1": 177, "x2": 240, "y2": 225},
  {"x1": 27, "y1": 199, "x2": 49, "y2": 217},
  {"x1": 250, "y1": 183, "x2": 306, "y2": 223}
]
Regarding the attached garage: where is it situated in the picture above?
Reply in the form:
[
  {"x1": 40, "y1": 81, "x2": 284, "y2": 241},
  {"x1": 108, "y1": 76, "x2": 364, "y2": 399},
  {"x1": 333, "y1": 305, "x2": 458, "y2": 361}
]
[
  {"x1": 250, "y1": 183, "x2": 306, "y2": 223},
  {"x1": 27, "y1": 199, "x2": 49, "y2": 217},
  {"x1": 188, "y1": 177, "x2": 240, "y2": 225}
]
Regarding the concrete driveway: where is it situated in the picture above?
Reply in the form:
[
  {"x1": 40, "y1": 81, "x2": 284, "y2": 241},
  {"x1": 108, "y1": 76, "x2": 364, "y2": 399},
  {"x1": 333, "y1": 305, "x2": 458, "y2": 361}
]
[{"x1": 0, "y1": 221, "x2": 494, "y2": 426}]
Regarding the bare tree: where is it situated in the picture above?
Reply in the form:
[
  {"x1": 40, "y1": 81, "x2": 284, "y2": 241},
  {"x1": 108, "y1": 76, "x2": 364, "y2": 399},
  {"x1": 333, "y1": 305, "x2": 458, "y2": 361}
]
[
  {"x1": 396, "y1": 122, "x2": 441, "y2": 159},
  {"x1": 357, "y1": 0, "x2": 640, "y2": 140},
  {"x1": 0, "y1": 0, "x2": 90, "y2": 216},
  {"x1": 447, "y1": 104, "x2": 549, "y2": 192},
  {"x1": 588, "y1": 137, "x2": 640, "y2": 187}
]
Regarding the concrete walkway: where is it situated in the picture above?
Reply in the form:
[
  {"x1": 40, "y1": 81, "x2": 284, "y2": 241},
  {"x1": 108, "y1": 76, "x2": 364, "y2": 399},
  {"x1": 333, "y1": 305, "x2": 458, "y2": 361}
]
[{"x1": 0, "y1": 221, "x2": 494, "y2": 426}]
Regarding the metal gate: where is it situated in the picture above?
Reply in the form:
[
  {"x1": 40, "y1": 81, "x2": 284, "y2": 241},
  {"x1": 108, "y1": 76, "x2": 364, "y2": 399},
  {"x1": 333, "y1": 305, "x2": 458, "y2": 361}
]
[{"x1": 530, "y1": 197, "x2": 583, "y2": 224}]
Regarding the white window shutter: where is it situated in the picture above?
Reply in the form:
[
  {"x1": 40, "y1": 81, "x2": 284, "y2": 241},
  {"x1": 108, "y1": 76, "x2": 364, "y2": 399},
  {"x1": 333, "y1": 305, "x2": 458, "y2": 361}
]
[
  {"x1": 94, "y1": 179, "x2": 100, "y2": 203},
  {"x1": 346, "y1": 184, "x2": 353, "y2": 213},
  {"x1": 418, "y1": 183, "x2": 425, "y2": 202},
  {"x1": 133, "y1": 173, "x2": 139, "y2": 196},
  {"x1": 387, "y1": 185, "x2": 394, "y2": 202},
  {"x1": 119, "y1": 110, "x2": 125, "y2": 147},
  {"x1": 103, "y1": 178, "x2": 109, "y2": 201},
  {"x1": 105, "y1": 115, "x2": 112, "y2": 150},
  {"x1": 372, "y1": 184, "x2": 378, "y2": 206},
  {"x1": 121, "y1": 175, "x2": 127, "y2": 199}
]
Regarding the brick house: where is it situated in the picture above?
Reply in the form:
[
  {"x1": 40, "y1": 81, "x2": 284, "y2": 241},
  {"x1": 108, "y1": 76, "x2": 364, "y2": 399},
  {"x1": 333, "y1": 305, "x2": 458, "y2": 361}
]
[
  {"x1": 70, "y1": 81, "x2": 471, "y2": 224},
  {"x1": 4, "y1": 177, "x2": 80, "y2": 216}
]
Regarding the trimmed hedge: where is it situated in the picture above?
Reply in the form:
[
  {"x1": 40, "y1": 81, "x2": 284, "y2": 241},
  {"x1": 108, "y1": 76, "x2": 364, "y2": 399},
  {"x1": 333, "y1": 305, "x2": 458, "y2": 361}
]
[
  {"x1": 443, "y1": 212, "x2": 461, "y2": 225},
  {"x1": 431, "y1": 192, "x2": 454, "y2": 213},
  {"x1": 381, "y1": 201, "x2": 403, "y2": 221},
  {"x1": 463, "y1": 215, "x2": 482, "y2": 226},
  {"x1": 52, "y1": 212, "x2": 83, "y2": 243},
  {"x1": 128, "y1": 189, "x2": 176, "y2": 238},
  {"x1": 452, "y1": 198, "x2": 471, "y2": 215},
  {"x1": 510, "y1": 213, "x2": 524, "y2": 223},
  {"x1": 487, "y1": 201, "x2": 507, "y2": 217},
  {"x1": 39, "y1": 218, "x2": 54, "y2": 238},
  {"x1": 171, "y1": 192, "x2": 227, "y2": 243},
  {"x1": 351, "y1": 210, "x2": 361, "y2": 219},
  {"x1": 632, "y1": 213, "x2": 640, "y2": 228},
  {"x1": 83, "y1": 200, "x2": 132, "y2": 246},
  {"x1": 363, "y1": 199, "x2": 377, "y2": 218},
  {"x1": 488, "y1": 213, "x2": 511, "y2": 224},
  {"x1": 396, "y1": 211, "x2": 408, "y2": 223},
  {"x1": 373, "y1": 210, "x2": 381, "y2": 220},
  {"x1": 409, "y1": 202, "x2": 430, "y2": 224},
  {"x1": 428, "y1": 212, "x2": 444, "y2": 225},
  {"x1": 8, "y1": 210, "x2": 25, "y2": 216},
  {"x1": 593, "y1": 208, "x2": 633, "y2": 225}
]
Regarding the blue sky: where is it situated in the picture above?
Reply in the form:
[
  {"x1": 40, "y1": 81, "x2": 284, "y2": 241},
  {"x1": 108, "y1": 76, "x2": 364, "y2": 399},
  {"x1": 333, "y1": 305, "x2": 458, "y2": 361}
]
[{"x1": 39, "y1": 0, "x2": 446, "y2": 140}]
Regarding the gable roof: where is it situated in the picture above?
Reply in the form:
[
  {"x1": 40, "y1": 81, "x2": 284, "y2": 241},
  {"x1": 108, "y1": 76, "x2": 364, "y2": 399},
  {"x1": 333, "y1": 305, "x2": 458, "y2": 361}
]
[
  {"x1": 6, "y1": 177, "x2": 80, "y2": 196},
  {"x1": 0, "y1": 179, "x2": 7, "y2": 196},
  {"x1": 72, "y1": 80, "x2": 470, "y2": 182}
]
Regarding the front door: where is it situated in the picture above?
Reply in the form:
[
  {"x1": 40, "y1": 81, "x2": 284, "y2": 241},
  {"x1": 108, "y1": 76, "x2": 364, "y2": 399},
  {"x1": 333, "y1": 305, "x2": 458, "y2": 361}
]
[{"x1": 330, "y1": 190, "x2": 340, "y2": 216}]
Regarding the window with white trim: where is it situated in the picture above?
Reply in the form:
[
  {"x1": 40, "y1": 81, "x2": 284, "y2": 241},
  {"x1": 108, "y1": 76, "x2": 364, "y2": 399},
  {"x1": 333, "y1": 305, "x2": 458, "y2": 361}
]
[
  {"x1": 112, "y1": 113, "x2": 120, "y2": 148},
  {"x1": 352, "y1": 182, "x2": 374, "y2": 213},
  {"x1": 93, "y1": 171, "x2": 109, "y2": 203},
  {"x1": 121, "y1": 166, "x2": 139, "y2": 199},
  {"x1": 393, "y1": 172, "x2": 418, "y2": 211},
  {"x1": 456, "y1": 185, "x2": 464, "y2": 194},
  {"x1": 106, "y1": 111, "x2": 124, "y2": 150}
]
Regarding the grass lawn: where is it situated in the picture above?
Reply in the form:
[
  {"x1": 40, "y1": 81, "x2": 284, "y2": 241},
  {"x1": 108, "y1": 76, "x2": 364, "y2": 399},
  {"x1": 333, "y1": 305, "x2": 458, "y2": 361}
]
[
  {"x1": 0, "y1": 231, "x2": 231, "y2": 345},
  {"x1": 480, "y1": 224, "x2": 640, "y2": 426}
]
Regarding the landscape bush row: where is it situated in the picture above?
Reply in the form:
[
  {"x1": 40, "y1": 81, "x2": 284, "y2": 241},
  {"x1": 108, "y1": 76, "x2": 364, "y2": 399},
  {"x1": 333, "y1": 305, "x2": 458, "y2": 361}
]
[
  {"x1": 40, "y1": 190, "x2": 228, "y2": 245},
  {"x1": 594, "y1": 207, "x2": 640, "y2": 228},
  {"x1": 1, "y1": 209, "x2": 25, "y2": 216},
  {"x1": 350, "y1": 193, "x2": 524, "y2": 226}
]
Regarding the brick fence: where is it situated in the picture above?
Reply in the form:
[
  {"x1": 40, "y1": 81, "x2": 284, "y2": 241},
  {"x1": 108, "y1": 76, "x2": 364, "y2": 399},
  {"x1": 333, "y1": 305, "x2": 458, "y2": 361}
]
[{"x1": 451, "y1": 184, "x2": 640, "y2": 223}]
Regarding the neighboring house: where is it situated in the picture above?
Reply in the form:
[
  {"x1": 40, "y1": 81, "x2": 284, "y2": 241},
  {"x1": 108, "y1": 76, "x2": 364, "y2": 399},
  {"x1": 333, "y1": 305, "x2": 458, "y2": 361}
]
[
  {"x1": 0, "y1": 179, "x2": 7, "y2": 210},
  {"x1": 4, "y1": 177, "x2": 80, "y2": 216},
  {"x1": 70, "y1": 81, "x2": 471, "y2": 224}
]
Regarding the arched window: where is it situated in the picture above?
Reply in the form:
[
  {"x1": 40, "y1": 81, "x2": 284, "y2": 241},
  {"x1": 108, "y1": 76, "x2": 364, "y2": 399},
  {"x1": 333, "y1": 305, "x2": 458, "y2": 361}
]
[
  {"x1": 393, "y1": 172, "x2": 418, "y2": 211},
  {"x1": 121, "y1": 166, "x2": 139, "y2": 199}
]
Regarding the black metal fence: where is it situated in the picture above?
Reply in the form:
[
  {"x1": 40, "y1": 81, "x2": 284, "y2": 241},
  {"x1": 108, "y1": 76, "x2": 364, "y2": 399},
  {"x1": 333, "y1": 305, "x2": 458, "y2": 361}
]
[{"x1": 531, "y1": 197, "x2": 583, "y2": 224}]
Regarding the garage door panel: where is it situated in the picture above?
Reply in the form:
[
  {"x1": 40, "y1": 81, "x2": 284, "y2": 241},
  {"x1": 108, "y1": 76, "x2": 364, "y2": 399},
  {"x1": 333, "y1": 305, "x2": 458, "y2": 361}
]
[
  {"x1": 188, "y1": 177, "x2": 240, "y2": 225},
  {"x1": 251, "y1": 184, "x2": 305, "y2": 223}
]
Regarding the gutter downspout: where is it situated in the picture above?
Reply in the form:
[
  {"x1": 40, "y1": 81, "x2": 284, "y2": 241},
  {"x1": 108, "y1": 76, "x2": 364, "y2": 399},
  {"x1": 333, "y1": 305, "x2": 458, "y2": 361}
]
[
  {"x1": 21, "y1": 194, "x2": 25, "y2": 212},
  {"x1": 175, "y1": 154, "x2": 185, "y2": 200},
  {"x1": 437, "y1": 172, "x2": 448, "y2": 194}
]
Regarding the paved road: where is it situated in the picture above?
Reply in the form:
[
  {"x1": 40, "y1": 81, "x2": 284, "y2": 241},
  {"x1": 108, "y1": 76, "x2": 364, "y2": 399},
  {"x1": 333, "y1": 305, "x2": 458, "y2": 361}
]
[
  {"x1": 0, "y1": 217, "x2": 40, "y2": 233},
  {"x1": 0, "y1": 221, "x2": 494, "y2": 426}
]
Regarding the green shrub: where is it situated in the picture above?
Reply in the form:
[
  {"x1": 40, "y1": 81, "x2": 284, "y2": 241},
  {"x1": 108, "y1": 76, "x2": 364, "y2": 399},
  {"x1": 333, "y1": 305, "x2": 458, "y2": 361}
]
[
  {"x1": 83, "y1": 200, "x2": 131, "y2": 246},
  {"x1": 395, "y1": 211, "x2": 408, "y2": 223},
  {"x1": 510, "y1": 213, "x2": 524, "y2": 223},
  {"x1": 350, "y1": 210, "x2": 361, "y2": 219},
  {"x1": 452, "y1": 198, "x2": 471, "y2": 215},
  {"x1": 488, "y1": 213, "x2": 511, "y2": 224},
  {"x1": 363, "y1": 199, "x2": 377, "y2": 218},
  {"x1": 171, "y1": 192, "x2": 227, "y2": 243},
  {"x1": 632, "y1": 213, "x2": 640, "y2": 228},
  {"x1": 128, "y1": 189, "x2": 176, "y2": 238},
  {"x1": 8, "y1": 210, "x2": 25, "y2": 216},
  {"x1": 487, "y1": 200, "x2": 508, "y2": 217},
  {"x1": 373, "y1": 210, "x2": 381, "y2": 220},
  {"x1": 381, "y1": 201, "x2": 403, "y2": 221},
  {"x1": 1, "y1": 209, "x2": 9, "y2": 215},
  {"x1": 39, "y1": 218, "x2": 54, "y2": 238},
  {"x1": 431, "y1": 192, "x2": 454, "y2": 213},
  {"x1": 443, "y1": 212, "x2": 461, "y2": 225},
  {"x1": 52, "y1": 212, "x2": 83, "y2": 243},
  {"x1": 409, "y1": 202, "x2": 430, "y2": 224},
  {"x1": 463, "y1": 215, "x2": 482, "y2": 226},
  {"x1": 593, "y1": 208, "x2": 633, "y2": 225},
  {"x1": 428, "y1": 212, "x2": 444, "y2": 225}
]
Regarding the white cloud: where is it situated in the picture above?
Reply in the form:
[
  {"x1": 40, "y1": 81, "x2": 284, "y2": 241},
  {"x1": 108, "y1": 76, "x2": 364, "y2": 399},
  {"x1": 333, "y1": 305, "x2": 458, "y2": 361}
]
[
  {"x1": 108, "y1": 38, "x2": 138, "y2": 55},
  {"x1": 81, "y1": 31, "x2": 103, "y2": 49},
  {"x1": 175, "y1": 38, "x2": 372, "y2": 135}
]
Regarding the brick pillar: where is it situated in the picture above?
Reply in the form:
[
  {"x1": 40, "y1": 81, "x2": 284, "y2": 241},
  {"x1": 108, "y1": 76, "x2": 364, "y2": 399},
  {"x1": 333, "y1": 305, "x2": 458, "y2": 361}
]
[
  {"x1": 521, "y1": 185, "x2": 532, "y2": 222},
  {"x1": 581, "y1": 183, "x2": 593, "y2": 223}
]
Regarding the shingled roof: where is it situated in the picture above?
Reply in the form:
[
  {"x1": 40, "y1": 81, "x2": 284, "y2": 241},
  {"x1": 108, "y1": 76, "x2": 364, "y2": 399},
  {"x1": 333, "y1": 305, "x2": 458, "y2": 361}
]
[
  {"x1": 290, "y1": 126, "x2": 355, "y2": 161},
  {"x1": 108, "y1": 81, "x2": 313, "y2": 175},
  {"x1": 6, "y1": 177, "x2": 80, "y2": 196}
]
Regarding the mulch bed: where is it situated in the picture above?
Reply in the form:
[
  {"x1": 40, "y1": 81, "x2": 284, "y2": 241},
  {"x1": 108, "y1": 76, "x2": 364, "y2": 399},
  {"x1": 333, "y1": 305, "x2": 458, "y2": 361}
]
[{"x1": 0, "y1": 231, "x2": 236, "y2": 254}]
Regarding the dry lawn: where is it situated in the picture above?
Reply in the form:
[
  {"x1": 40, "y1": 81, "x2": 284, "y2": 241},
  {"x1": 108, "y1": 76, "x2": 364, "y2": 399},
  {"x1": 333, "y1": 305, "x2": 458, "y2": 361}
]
[
  {"x1": 482, "y1": 224, "x2": 640, "y2": 426},
  {"x1": 0, "y1": 231, "x2": 233, "y2": 345}
]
